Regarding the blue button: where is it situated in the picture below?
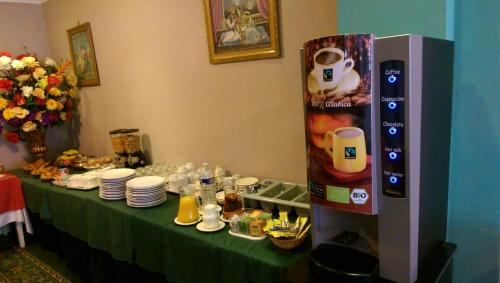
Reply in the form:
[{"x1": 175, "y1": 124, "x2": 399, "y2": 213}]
[
  {"x1": 389, "y1": 176, "x2": 398, "y2": 184},
  {"x1": 388, "y1": 101, "x2": 397, "y2": 110},
  {"x1": 389, "y1": 152, "x2": 398, "y2": 160},
  {"x1": 388, "y1": 127, "x2": 397, "y2": 135},
  {"x1": 388, "y1": 75, "x2": 397, "y2": 84}
]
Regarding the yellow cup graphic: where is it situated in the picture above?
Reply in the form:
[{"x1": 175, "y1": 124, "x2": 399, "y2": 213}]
[{"x1": 324, "y1": 127, "x2": 367, "y2": 173}]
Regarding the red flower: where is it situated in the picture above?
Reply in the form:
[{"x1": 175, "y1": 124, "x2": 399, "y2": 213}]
[
  {"x1": 0, "y1": 79, "x2": 13, "y2": 90},
  {"x1": 35, "y1": 98, "x2": 46, "y2": 106},
  {"x1": 66, "y1": 111, "x2": 73, "y2": 120},
  {"x1": 0, "y1": 51, "x2": 12, "y2": 57},
  {"x1": 13, "y1": 93, "x2": 26, "y2": 106},
  {"x1": 5, "y1": 131, "x2": 20, "y2": 144},
  {"x1": 49, "y1": 112, "x2": 59, "y2": 123},
  {"x1": 47, "y1": 76, "x2": 61, "y2": 86}
]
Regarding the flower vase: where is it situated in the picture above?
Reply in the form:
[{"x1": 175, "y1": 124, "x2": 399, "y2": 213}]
[{"x1": 28, "y1": 129, "x2": 48, "y2": 161}]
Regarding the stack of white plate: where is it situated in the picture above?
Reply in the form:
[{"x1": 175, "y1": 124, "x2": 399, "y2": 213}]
[
  {"x1": 98, "y1": 168, "x2": 136, "y2": 200},
  {"x1": 126, "y1": 176, "x2": 167, "y2": 208}
]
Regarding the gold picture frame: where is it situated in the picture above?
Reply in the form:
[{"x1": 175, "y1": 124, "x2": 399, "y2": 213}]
[
  {"x1": 203, "y1": 0, "x2": 281, "y2": 64},
  {"x1": 67, "y1": 22, "x2": 100, "y2": 87}
]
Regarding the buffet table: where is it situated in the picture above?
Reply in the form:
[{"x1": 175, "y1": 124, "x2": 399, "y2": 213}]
[{"x1": 12, "y1": 169, "x2": 310, "y2": 283}]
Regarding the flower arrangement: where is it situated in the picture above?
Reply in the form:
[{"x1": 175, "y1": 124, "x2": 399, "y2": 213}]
[{"x1": 0, "y1": 51, "x2": 78, "y2": 144}]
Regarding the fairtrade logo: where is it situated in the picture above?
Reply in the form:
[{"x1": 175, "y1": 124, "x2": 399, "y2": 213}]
[
  {"x1": 345, "y1": 147, "x2": 356, "y2": 159},
  {"x1": 323, "y1": 69, "x2": 333, "y2": 82}
]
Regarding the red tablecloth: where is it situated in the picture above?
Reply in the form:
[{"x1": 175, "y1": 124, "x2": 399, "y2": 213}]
[{"x1": 0, "y1": 173, "x2": 26, "y2": 213}]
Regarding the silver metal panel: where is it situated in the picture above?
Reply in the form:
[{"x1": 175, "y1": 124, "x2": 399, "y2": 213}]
[
  {"x1": 417, "y1": 37, "x2": 453, "y2": 269},
  {"x1": 376, "y1": 35, "x2": 421, "y2": 283},
  {"x1": 376, "y1": 35, "x2": 453, "y2": 283}
]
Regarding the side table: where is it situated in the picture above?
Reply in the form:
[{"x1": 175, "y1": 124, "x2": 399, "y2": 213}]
[{"x1": 0, "y1": 173, "x2": 33, "y2": 248}]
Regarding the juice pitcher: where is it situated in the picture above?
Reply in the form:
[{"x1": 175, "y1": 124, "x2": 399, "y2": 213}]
[{"x1": 177, "y1": 185, "x2": 200, "y2": 223}]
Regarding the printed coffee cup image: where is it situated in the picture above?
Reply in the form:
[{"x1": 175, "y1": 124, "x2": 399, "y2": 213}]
[
  {"x1": 323, "y1": 127, "x2": 367, "y2": 173},
  {"x1": 312, "y1": 47, "x2": 354, "y2": 92}
]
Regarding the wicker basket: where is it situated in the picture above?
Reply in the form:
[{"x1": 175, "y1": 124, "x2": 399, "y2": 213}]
[{"x1": 268, "y1": 236, "x2": 306, "y2": 250}]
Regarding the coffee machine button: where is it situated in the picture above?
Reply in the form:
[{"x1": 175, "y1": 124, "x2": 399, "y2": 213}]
[
  {"x1": 389, "y1": 176, "x2": 398, "y2": 184},
  {"x1": 388, "y1": 127, "x2": 398, "y2": 135},
  {"x1": 389, "y1": 152, "x2": 398, "y2": 160},
  {"x1": 388, "y1": 101, "x2": 397, "y2": 110}
]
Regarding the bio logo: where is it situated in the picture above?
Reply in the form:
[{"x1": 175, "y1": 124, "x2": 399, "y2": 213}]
[{"x1": 350, "y1": 188, "x2": 369, "y2": 204}]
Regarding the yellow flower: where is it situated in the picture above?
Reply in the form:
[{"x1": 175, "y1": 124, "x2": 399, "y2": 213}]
[
  {"x1": 0, "y1": 97, "x2": 7, "y2": 110},
  {"x1": 49, "y1": 87, "x2": 62, "y2": 96},
  {"x1": 21, "y1": 56, "x2": 37, "y2": 67},
  {"x1": 46, "y1": 99, "x2": 58, "y2": 110},
  {"x1": 36, "y1": 111, "x2": 43, "y2": 122},
  {"x1": 16, "y1": 74, "x2": 30, "y2": 82},
  {"x1": 57, "y1": 101, "x2": 64, "y2": 110},
  {"x1": 22, "y1": 121, "x2": 37, "y2": 132},
  {"x1": 60, "y1": 112, "x2": 67, "y2": 121},
  {"x1": 66, "y1": 73, "x2": 77, "y2": 87},
  {"x1": 33, "y1": 68, "x2": 46, "y2": 80},
  {"x1": 37, "y1": 77, "x2": 48, "y2": 89},
  {"x1": 13, "y1": 107, "x2": 29, "y2": 119},
  {"x1": 68, "y1": 88, "x2": 77, "y2": 98},
  {"x1": 33, "y1": 88, "x2": 45, "y2": 99},
  {"x1": 2, "y1": 108, "x2": 15, "y2": 120}
]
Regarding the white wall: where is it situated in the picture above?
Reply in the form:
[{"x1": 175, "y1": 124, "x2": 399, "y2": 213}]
[
  {"x1": 42, "y1": 0, "x2": 338, "y2": 182},
  {"x1": 0, "y1": 2, "x2": 51, "y2": 170}
]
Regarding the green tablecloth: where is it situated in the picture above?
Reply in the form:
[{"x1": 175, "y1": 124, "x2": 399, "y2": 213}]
[{"x1": 13, "y1": 169, "x2": 310, "y2": 283}]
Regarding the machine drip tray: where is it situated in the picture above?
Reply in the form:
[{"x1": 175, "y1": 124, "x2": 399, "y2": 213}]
[{"x1": 309, "y1": 243, "x2": 380, "y2": 283}]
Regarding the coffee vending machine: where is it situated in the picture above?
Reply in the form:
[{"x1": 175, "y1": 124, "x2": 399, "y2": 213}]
[{"x1": 301, "y1": 34, "x2": 455, "y2": 282}]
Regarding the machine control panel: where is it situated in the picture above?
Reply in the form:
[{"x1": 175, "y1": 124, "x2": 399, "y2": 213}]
[{"x1": 380, "y1": 60, "x2": 406, "y2": 198}]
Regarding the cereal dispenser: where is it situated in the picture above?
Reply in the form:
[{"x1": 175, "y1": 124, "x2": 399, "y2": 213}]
[
  {"x1": 109, "y1": 129, "x2": 127, "y2": 168},
  {"x1": 301, "y1": 34, "x2": 456, "y2": 283}
]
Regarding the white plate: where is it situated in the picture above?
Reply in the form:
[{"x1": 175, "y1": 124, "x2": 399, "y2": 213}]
[
  {"x1": 99, "y1": 168, "x2": 136, "y2": 180},
  {"x1": 196, "y1": 221, "x2": 225, "y2": 232},
  {"x1": 174, "y1": 217, "x2": 201, "y2": 226},
  {"x1": 228, "y1": 230, "x2": 266, "y2": 241},
  {"x1": 220, "y1": 215, "x2": 230, "y2": 223},
  {"x1": 99, "y1": 195, "x2": 125, "y2": 200},
  {"x1": 127, "y1": 197, "x2": 166, "y2": 208},
  {"x1": 127, "y1": 196, "x2": 165, "y2": 202},
  {"x1": 67, "y1": 184, "x2": 98, "y2": 190},
  {"x1": 126, "y1": 188, "x2": 165, "y2": 195},
  {"x1": 126, "y1": 176, "x2": 165, "y2": 189}
]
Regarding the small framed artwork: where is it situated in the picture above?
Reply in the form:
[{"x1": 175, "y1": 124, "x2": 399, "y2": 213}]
[
  {"x1": 67, "y1": 22, "x2": 100, "y2": 87},
  {"x1": 202, "y1": 0, "x2": 281, "y2": 64}
]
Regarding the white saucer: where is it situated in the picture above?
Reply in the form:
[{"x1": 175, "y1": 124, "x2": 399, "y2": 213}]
[
  {"x1": 174, "y1": 217, "x2": 201, "y2": 226},
  {"x1": 196, "y1": 221, "x2": 225, "y2": 232},
  {"x1": 307, "y1": 69, "x2": 361, "y2": 97},
  {"x1": 220, "y1": 215, "x2": 230, "y2": 223}
]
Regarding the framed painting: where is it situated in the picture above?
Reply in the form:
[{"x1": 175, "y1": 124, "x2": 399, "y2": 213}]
[
  {"x1": 67, "y1": 22, "x2": 100, "y2": 87},
  {"x1": 203, "y1": 0, "x2": 281, "y2": 64}
]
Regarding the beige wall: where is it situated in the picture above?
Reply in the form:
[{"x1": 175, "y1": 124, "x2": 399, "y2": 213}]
[
  {"x1": 0, "y1": 3, "x2": 51, "y2": 170},
  {"x1": 41, "y1": 0, "x2": 337, "y2": 183}
]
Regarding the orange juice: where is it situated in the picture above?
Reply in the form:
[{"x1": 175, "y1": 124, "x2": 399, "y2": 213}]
[{"x1": 177, "y1": 196, "x2": 199, "y2": 223}]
